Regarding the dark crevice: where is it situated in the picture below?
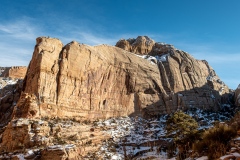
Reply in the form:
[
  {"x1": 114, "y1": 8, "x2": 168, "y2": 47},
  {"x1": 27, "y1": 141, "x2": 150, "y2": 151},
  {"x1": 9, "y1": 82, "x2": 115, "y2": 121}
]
[{"x1": 56, "y1": 48, "x2": 64, "y2": 105}]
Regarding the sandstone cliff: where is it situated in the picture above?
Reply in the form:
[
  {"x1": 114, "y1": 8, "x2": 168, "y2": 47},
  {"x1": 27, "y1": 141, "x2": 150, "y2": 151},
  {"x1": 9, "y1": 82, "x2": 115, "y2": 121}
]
[
  {"x1": 11, "y1": 36, "x2": 229, "y2": 121},
  {"x1": 0, "y1": 67, "x2": 26, "y2": 129},
  {"x1": 0, "y1": 79, "x2": 22, "y2": 128},
  {"x1": 0, "y1": 36, "x2": 233, "y2": 158},
  {"x1": 0, "y1": 66, "x2": 27, "y2": 79}
]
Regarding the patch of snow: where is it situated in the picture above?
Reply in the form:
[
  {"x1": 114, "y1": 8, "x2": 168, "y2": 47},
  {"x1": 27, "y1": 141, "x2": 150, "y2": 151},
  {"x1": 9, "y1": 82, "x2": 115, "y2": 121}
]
[
  {"x1": 48, "y1": 145, "x2": 64, "y2": 150},
  {"x1": 7, "y1": 80, "x2": 17, "y2": 85},
  {"x1": 231, "y1": 152, "x2": 240, "y2": 157},
  {"x1": 196, "y1": 156, "x2": 208, "y2": 160},
  {"x1": 220, "y1": 154, "x2": 235, "y2": 160},
  {"x1": 234, "y1": 137, "x2": 240, "y2": 141},
  {"x1": 156, "y1": 54, "x2": 169, "y2": 62},
  {"x1": 135, "y1": 53, "x2": 169, "y2": 64},
  {"x1": 206, "y1": 76, "x2": 213, "y2": 81},
  {"x1": 65, "y1": 144, "x2": 75, "y2": 149},
  {"x1": 210, "y1": 94, "x2": 215, "y2": 99},
  {"x1": 16, "y1": 154, "x2": 25, "y2": 160}
]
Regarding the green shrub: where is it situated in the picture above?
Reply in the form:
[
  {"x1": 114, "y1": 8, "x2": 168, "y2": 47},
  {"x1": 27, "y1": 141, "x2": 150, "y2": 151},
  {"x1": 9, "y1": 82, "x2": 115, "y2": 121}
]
[
  {"x1": 230, "y1": 111, "x2": 240, "y2": 130},
  {"x1": 166, "y1": 111, "x2": 199, "y2": 144},
  {"x1": 166, "y1": 111, "x2": 200, "y2": 159}
]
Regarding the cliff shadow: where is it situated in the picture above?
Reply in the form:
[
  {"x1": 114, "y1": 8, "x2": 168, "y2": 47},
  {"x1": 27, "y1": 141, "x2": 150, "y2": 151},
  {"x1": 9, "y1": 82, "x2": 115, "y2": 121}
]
[
  {"x1": 129, "y1": 82, "x2": 235, "y2": 120},
  {"x1": 0, "y1": 78, "x2": 22, "y2": 129},
  {"x1": 105, "y1": 83, "x2": 236, "y2": 159}
]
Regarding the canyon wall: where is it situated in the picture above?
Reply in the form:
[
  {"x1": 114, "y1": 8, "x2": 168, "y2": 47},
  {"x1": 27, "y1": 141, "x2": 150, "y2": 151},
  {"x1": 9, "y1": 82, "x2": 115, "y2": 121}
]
[
  {"x1": 12, "y1": 36, "x2": 229, "y2": 120},
  {"x1": 0, "y1": 66, "x2": 27, "y2": 79}
]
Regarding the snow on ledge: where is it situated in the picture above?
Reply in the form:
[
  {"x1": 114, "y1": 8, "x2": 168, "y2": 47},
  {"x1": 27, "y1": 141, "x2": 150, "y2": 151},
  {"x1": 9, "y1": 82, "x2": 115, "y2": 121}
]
[{"x1": 135, "y1": 53, "x2": 169, "y2": 65}]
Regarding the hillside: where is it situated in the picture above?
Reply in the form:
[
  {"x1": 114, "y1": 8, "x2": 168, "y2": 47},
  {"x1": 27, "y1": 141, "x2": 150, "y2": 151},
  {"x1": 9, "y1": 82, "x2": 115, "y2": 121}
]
[{"x1": 0, "y1": 36, "x2": 239, "y2": 159}]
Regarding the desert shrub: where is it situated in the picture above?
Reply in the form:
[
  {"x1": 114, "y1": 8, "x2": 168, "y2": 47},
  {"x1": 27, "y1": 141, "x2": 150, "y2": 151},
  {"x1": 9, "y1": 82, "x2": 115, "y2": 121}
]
[
  {"x1": 230, "y1": 111, "x2": 240, "y2": 130},
  {"x1": 193, "y1": 124, "x2": 237, "y2": 159},
  {"x1": 166, "y1": 111, "x2": 200, "y2": 159}
]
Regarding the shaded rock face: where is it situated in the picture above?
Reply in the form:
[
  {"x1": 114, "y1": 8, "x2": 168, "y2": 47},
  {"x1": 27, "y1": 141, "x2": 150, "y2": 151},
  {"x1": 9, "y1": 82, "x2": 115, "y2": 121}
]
[
  {"x1": 235, "y1": 85, "x2": 240, "y2": 106},
  {"x1": 116, "y1": 36, "x2": 230, "y2": 113},
  {"x1": 0, "y1": 78, "x2": 23, "y2": 130},
  {"x1": 0, "y1": 66, "x2": 27, "y2": 79},
  {"x1": 12, "y1": 36, "x2": 229, "y2": 120}
]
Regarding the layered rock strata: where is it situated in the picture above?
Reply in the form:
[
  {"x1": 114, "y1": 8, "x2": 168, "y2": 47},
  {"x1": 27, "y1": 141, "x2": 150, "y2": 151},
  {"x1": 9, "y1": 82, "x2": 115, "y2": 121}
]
[
  {"x1": 11, "y1": 36, "x2": 229, "y2": 121},
  {"x1": 0, "y1": 118, "x2": 110, "y2": 158}
]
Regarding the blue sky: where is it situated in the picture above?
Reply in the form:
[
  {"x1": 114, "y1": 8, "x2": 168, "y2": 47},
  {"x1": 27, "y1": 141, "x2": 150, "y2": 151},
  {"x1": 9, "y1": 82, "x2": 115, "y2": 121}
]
[{"x1": 0, "y1": 0, "x2": 239, "y2": 89}]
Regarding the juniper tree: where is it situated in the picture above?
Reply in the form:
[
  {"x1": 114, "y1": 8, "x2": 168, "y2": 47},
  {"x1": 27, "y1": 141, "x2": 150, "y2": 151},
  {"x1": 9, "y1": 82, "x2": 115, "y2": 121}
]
[
  {"x1": 166, "y1": 111, "x2": 200, "y2": 159},
  {"x1": 166, "y1": 111, "x2": 199, "y2": 144}
]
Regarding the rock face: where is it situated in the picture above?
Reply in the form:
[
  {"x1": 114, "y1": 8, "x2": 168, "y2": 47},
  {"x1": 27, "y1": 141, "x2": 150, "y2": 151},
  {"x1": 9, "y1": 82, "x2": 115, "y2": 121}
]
[
  {"x1": 235, "y1": 84, "x2": 240, "y2": 106},
  {"x1": 0, "y1": 66, "x2": 27, "y2": 79},
  {"x1": 0, "y1": 36, "x2": 233, "y2": 158},
  {"x1": 0, "y1": 118, "x2": 110, "y2": 159},
  {"x1": 116, "y1": 36, "x2": 230, "y2": 113},
  {"x1": 11, "y1": 36, "x2": 229, "y2": 121},
  {"x1": 0, "y1": 79, "x2": 22, "y2": 128},
  {"x1": 116, "y1": 36, "x2": 175, "y2": 56},
  {"x1": 116, "y1": 36, "x2": 156, "y2": 55}
]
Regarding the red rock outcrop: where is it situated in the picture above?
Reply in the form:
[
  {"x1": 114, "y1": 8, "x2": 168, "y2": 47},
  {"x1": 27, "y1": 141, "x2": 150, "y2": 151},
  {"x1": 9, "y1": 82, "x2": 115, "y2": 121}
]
[
  {"x1": 0, "y1": 36, "x2": 233, "y2": 159},
  {"x1": 10, "y1": 36, "x2": 229, "y2": 121},
  {"x1": 116, "y1": 36, "x2": 175, "y2": 56},
  {"x1": 0, "y1": 66, "x2": 27, "y2": 79},
  {"x1": 116, "y1": 36, "x2": 155, "y2": 55}
]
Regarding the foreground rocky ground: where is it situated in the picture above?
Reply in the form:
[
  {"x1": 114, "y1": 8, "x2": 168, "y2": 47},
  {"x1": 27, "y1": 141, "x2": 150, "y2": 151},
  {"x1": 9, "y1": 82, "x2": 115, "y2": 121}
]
[
  {"x1": 0, "y1": 108, "x2": 238, "y2": 160},
  {"x1": 1, "y1": 36, "x2": 240, "y2": 159}
]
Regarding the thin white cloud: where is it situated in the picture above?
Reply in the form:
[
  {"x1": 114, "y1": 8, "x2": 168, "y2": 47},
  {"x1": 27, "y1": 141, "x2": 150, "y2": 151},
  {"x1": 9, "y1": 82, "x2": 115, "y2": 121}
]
[
  {"x1": 0, "y1": 18, "x2": 238, "y2": 89},
  {"x1": 58, "y1": 32, "x2": 118, "y2": 46},
  {"x1": 0, "y1": 19, "x2": 38, "y2": 66},
  {"x1": 76, "y1": 32, "x2": 117, "y2": 45},
  {"x1": 0, "y1": 20, "x2": 39, "y2": 41},
  {"x1": 192, "y1": 52, "x2": 240, "y2": 64}
]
